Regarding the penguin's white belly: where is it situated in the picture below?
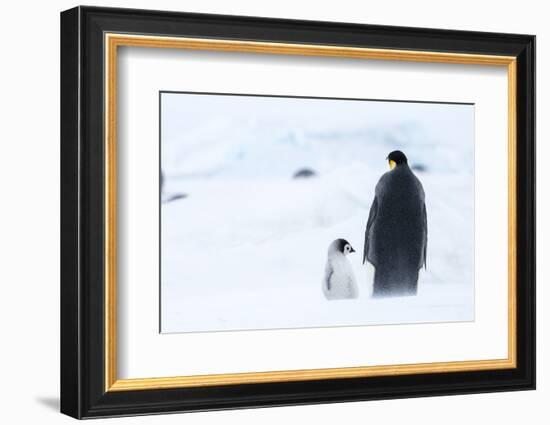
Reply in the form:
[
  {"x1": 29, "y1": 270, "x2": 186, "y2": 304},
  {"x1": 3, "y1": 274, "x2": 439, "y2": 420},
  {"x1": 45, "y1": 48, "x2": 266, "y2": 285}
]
[
  {"x1": 323, "y1": 257, "x2": 358, "y2": 300},
  {"x1": 364, "y1": 261, "x2": 375, "y2": 297}
]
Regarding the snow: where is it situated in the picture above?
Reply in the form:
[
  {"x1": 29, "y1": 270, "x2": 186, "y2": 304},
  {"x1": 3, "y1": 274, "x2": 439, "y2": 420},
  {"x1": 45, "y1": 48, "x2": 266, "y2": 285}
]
[{"x1": 160, "y1": 93, "x2": 475, "y2": 333}]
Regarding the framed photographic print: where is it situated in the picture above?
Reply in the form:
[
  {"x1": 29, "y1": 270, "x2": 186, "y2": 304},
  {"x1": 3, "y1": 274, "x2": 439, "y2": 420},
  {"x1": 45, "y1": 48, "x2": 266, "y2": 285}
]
[{"x1": 60, "y1": 6, "x2": 535, "y2": 419}]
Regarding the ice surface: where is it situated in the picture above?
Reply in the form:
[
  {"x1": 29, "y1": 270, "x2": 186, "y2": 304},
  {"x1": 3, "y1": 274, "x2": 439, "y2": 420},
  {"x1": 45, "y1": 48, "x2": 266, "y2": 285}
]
[{"x1": 160, "y1": 93, "x2": 475, "y2": 333}]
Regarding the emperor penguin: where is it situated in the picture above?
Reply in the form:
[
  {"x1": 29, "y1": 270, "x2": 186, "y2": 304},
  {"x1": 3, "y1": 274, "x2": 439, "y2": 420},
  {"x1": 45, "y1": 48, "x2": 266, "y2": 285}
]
[
  {"x1": 322, "y1": 239, "x2": 359, "y2": 300},
  {"x1": 363, "y1": 150, "x2": 427, "y2": 297}
]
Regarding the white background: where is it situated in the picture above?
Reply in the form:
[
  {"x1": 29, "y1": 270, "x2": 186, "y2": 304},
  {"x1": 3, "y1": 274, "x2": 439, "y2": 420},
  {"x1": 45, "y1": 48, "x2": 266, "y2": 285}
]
[{"x1": 0, "y1": 0, "x2": 545, "y2": 424}]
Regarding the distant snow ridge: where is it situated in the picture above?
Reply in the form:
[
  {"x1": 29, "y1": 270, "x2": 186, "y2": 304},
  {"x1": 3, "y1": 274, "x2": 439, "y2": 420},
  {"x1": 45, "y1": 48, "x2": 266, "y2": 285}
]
[{"x1": 162, "y1": 118, "x2": 453, "y2": 181}]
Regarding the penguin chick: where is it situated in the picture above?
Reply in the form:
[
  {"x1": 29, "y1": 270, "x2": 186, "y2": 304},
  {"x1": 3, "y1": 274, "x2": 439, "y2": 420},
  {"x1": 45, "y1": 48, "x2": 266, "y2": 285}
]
[
  {"x1": 363, "y1": 150, "x2": 427, "y2": 297},
  {"x1": 322, "y1": 239, "x2": 359, "y2": 300}
]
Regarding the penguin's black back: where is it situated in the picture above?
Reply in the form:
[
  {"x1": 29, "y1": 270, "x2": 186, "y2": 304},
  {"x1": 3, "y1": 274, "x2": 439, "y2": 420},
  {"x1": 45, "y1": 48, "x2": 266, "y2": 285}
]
[{"x1": 364, "y1": 164, "x2": 427, "y2": 295}]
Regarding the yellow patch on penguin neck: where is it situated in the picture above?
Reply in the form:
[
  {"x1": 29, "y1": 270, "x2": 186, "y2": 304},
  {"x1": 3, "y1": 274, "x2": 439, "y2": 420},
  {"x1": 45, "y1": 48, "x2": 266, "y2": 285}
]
[{"x1": 389, "y1": 159, "x2": 397, "y2": 170}]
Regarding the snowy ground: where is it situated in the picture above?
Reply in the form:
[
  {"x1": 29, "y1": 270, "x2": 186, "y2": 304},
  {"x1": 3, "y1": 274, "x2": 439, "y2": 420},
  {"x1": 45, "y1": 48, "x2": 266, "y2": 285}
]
[{"x1": 160, "y1": 93, "x2": 475, "y2": 333}]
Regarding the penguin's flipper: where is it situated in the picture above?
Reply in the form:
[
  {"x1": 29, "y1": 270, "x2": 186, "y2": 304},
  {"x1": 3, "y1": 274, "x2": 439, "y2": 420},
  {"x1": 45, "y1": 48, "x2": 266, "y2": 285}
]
[
  {"x1": 422, "y1": 202, "x2": 428, "y2": 269},
  {"x1": 363, "y1": 196, "x2": 378, "y2": 265},
  {"x1": 324, "y1": 262, "x2": 334, "y2": 291}
]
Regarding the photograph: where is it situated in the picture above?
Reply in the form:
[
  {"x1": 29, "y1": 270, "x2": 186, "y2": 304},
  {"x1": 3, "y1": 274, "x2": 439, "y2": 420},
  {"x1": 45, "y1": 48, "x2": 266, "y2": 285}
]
[{"x1": 160, "y1": 92, "x2": 475, "y2": 333}]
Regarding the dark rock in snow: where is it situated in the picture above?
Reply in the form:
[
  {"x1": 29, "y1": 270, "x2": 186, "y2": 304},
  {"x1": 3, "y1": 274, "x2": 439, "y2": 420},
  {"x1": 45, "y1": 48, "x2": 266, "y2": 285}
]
[
  {"x1": 411, "y1": 163, "x2": 427, "y2": 172},
  {"x1": 164, "y1": 193, "x2": 188, "y2": 203},
  {"x1": 293, "y1": 168, "x2": 317, "y2": 179}
]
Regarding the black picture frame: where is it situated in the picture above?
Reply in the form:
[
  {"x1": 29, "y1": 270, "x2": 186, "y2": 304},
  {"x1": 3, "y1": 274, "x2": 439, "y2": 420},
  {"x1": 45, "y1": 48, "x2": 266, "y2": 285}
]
[{"x1": 61, "y1": 5, "x2": 535, "y2": 419}]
